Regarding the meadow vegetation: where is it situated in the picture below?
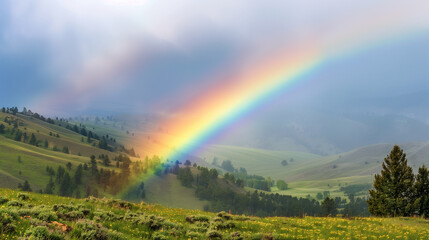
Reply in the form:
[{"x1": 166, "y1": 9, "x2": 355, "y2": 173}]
[{"x1": 1, "y1": 188, "x2": 429, "y2": 240}]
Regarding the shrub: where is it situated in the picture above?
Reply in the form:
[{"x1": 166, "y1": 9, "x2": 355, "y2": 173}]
[
  {"x1": 186, "y1": 231, "x2": 203, "y2": 238},
  {"x1": 37, "y1": 210, "x2": 59, "y2": 222},
  {"x1": 207, "y1": 230, "x2": 223, "y2": 239},
  {"x1": 152, "y1": 232, "x2": 167, "y2": 240},
  {"x1": 217, "y1": 211, "x2": 232, "y2": 220},
  {"x1": 18, "y1": 193, "x2": 30, "y2": 201},
  {"x1": 0, "y1": 196, "x2": 9, "y2": 204},
  {"x1": 25, "y1": 226, "x2": 50, "y2": 239},
  {"x1": 230, "y1": 232, "x2": 243, "y2": 240},
  {"x1": 0, "y1": 212, "x2": 17, "y2": 233},
  {"x1": 7, "y1": 200, "x2": 23, "y2": 207}
]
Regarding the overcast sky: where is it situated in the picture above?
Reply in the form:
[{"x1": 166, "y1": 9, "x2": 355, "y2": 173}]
[{"x1": 1, "y1": 0, "x2": 428, "y2": 117}]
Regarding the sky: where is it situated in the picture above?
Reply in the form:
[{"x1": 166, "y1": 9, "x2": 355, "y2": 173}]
[{"x1": 0, "y1": 0, "x2": 428, "y2": 120}]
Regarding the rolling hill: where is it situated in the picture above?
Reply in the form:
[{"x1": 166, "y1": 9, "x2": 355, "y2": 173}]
[
  {"x1": 197, "y1": 142, "x2": 429, "y2": 198},
  {"x1": 1, "y1": 108, "x2": 428, "y2": 209}
]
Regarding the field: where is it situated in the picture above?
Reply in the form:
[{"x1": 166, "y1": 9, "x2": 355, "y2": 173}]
[{"x1": 1, "y1": 188, "x2": 429, "y2": 239}]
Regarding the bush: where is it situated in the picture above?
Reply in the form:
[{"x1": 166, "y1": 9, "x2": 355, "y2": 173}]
[
  {"x1": 25, "y1": 226, "x2": 50, "y2": 239},
  {"x1": 207, "y1": 230, "x2": 223, "y2": 239},
  {"x1": 7, "y1": 200, "x2": 23, "y2": 207},
  {"x1": 0, "y1": 212, "x2": 17, "y2": 234},
  {"x1": 152, "y1": 232, "x2": 167, "y2": 240},
  {"x1": 18, "y1": 193, "x2": 30, "y2": 201},
  {"x1": 230, "y1": 232, "x2": 243, "y2": 240},
  {"x1": 0, "y1": 196, "x2": 9, "y2": 204},
  {"x1": 186, "y1": 231, "x2": 203, "y2": 238},
  {"x1": 217, "y1": 211, "x2": 232, "y2": 220},
  {"x1": 37, "y1": 210, "x2": 59, "y2": 222}
]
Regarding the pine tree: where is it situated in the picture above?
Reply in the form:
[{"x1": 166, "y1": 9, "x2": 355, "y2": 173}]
[
  {"x1": 321, "y1": 197, "x2": 337, "y2": 216},
  {"x1": 414, "y1": 165, "x2": 429, "y2": 217},
  {"x1": 45, "y1": 177, "x2": 55, "y2": 194},
  {"x1": 74, "y1": 164, "x2": 83, "y2": 185},
  {"x1": 367, "y1": 145, "x2": 415, "y2": 216},
  {"x1": 29, "y1": 133, "x2": 37, "y2": 145},
  {"x1": 90, "y1": 155, "x2": 98, "y2": 174},
  {"x1": 59, "y1": 172, "x2": 72, "y2": 196},
  {"x1": 21, "y1": 180, "x2": 32, "y2": 192},
  {"x1": 0, "y1": 124, "x2": 5, "y2": 134}
]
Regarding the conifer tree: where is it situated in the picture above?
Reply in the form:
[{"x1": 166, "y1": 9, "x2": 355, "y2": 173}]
[
  {"x1": 21, "y1": 180, "x2": 32, "y2": 192},
  {"x1": 414, "y1": 165, "x2": 429, "y2": 217},
  {"x1": 29, "y1": 133, "x2": 37, "y2": 145},
  {"x1": 45, "y1": 177, "x2": 55, "y2": 194},
  {"x1": 74, "y1": 164, "x2": 83, "y2": 185},
  {"x1": 367, "y1": 145, "x2": 415, "y2": 216},
  {"x1": 59, "y1": 172, "x2": 72, "y2": 196},
  {"x1": 90, "y1": 155, "x2": 98, "y2": 175}
]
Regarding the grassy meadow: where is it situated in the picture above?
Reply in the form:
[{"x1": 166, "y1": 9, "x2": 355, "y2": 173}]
[{"x1": 1, "y1": 188, "x2": 429, "y2": 240}]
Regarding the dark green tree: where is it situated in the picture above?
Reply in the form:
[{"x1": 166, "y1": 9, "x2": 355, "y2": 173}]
[
  {"x1": 56, "y1": 166, "x2": 66, "y2": 183},
  {"x1": 74, "y1": 164, "x2": 83, "y2": 185},
  {"x1": 66, "y1": 162, "x2": 72, "y2": 170},
  {"x1": 321, "y1": 197, "x2": 337, "y2": 216},
  {"x1": 59, "y1": 172, "x2": 72, "y2": 196},
  {"x1": 414, "y1": 165, "x2": 429, "y2": 217},
  {"x1": 29, "y1": 133, "x2": 37, "y2": 145},
  {"x1": 21, "y1": 180, "x2": 32, "y2": 192},
  {"x1": 178, "y1": 167, "x2": 194, "y2": 187},
  {"x1": 367, "y1": 145, "x2": 415, "y2": 216},
  {"x1": 102, "y1": 155, "x2": 111, "y2": 166},
  {"x1": 221, "y1": 160, "x2": 235, "y2": 172},
  {"x1": 45, "y1": 177, "x2": 55, "y2": 194},
  {"x1": 90, "y1": 155, "x2": 98, "y2": 174},
  {"x1": 0, "y1": 124, "x2": 5, "y2": 134},
  {"x1": 62, "y1": 146, "x2": 69, "y2": 154},
  {"x1": 281, "y1": 160, "x2": 288, "y2": 166}
]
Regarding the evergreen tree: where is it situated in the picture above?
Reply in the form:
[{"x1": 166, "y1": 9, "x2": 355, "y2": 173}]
[
  {"x1": 66, "y1": 162, "x2": 72, "y2": 170},
  {"x1": 90, "y1": 155, "x2": 98, "y2": 174},
  {"x1": 62, "y1": 146, "x2": 69, "y2": 154},
  {"x1": 414, "y1": 165, "x2": 429, "y2": 217},
  {"x1": 367, "y1": 145, "x2": 415, "y2": 216},
  {"x1": 29, "y1": 133, "x2": 37, "y2": 145},
  {"x1": 59, "y1": 172, "x2": 72, "y2": 196},
  {"x1": 74, "y1": 164, "x2": 83, "y2": 185},
  {"x1": 0, "y1": 124, "x2": 5, "y2": 134},
  {"x1": 321, "y1": 197, "x2": 337, "y2": 216},
  {"x1": 56, "y1": 166, "x2": 66, "y2": 183},
  {"x1": 102, "y1": 155, "x2": 111, "y2": 166},
  {"x1": 21, "y1": 180, "x2": 32, "y2": 192},
  {"x1": 45, "y1": 177, "x2": 55, "y2": 194}
]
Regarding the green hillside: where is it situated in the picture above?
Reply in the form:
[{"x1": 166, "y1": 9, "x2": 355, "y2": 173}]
[
  {"x1": 198, "y1": 143, "x2": 429, "y2": 199},
  {"x1": 1, "y1": 188, "x2": 429, "y2": 239},
  {"x1": 0, "y1": 110, "x2": 139, "y2": 194},
  {"x1": 143, "y1": 174, "x2": 210, "y2": 210}
]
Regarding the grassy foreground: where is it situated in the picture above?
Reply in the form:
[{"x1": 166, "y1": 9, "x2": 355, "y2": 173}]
[{"x1": 1, "y1": 189, "x2": 429, "y2": 239}]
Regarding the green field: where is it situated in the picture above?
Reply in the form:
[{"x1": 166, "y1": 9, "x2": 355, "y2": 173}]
[{"x1": 1, "y1": 188, "x2": 429, "y2": 239}]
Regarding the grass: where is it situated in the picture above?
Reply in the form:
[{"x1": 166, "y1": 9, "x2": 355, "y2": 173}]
[{"x1": 1, "y1": 188, "x2": 429, "y2": 239}]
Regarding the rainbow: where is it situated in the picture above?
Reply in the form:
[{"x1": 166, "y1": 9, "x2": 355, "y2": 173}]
[{"x1": 120, "y1": 2, "x2": 429, "y2": 195}]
